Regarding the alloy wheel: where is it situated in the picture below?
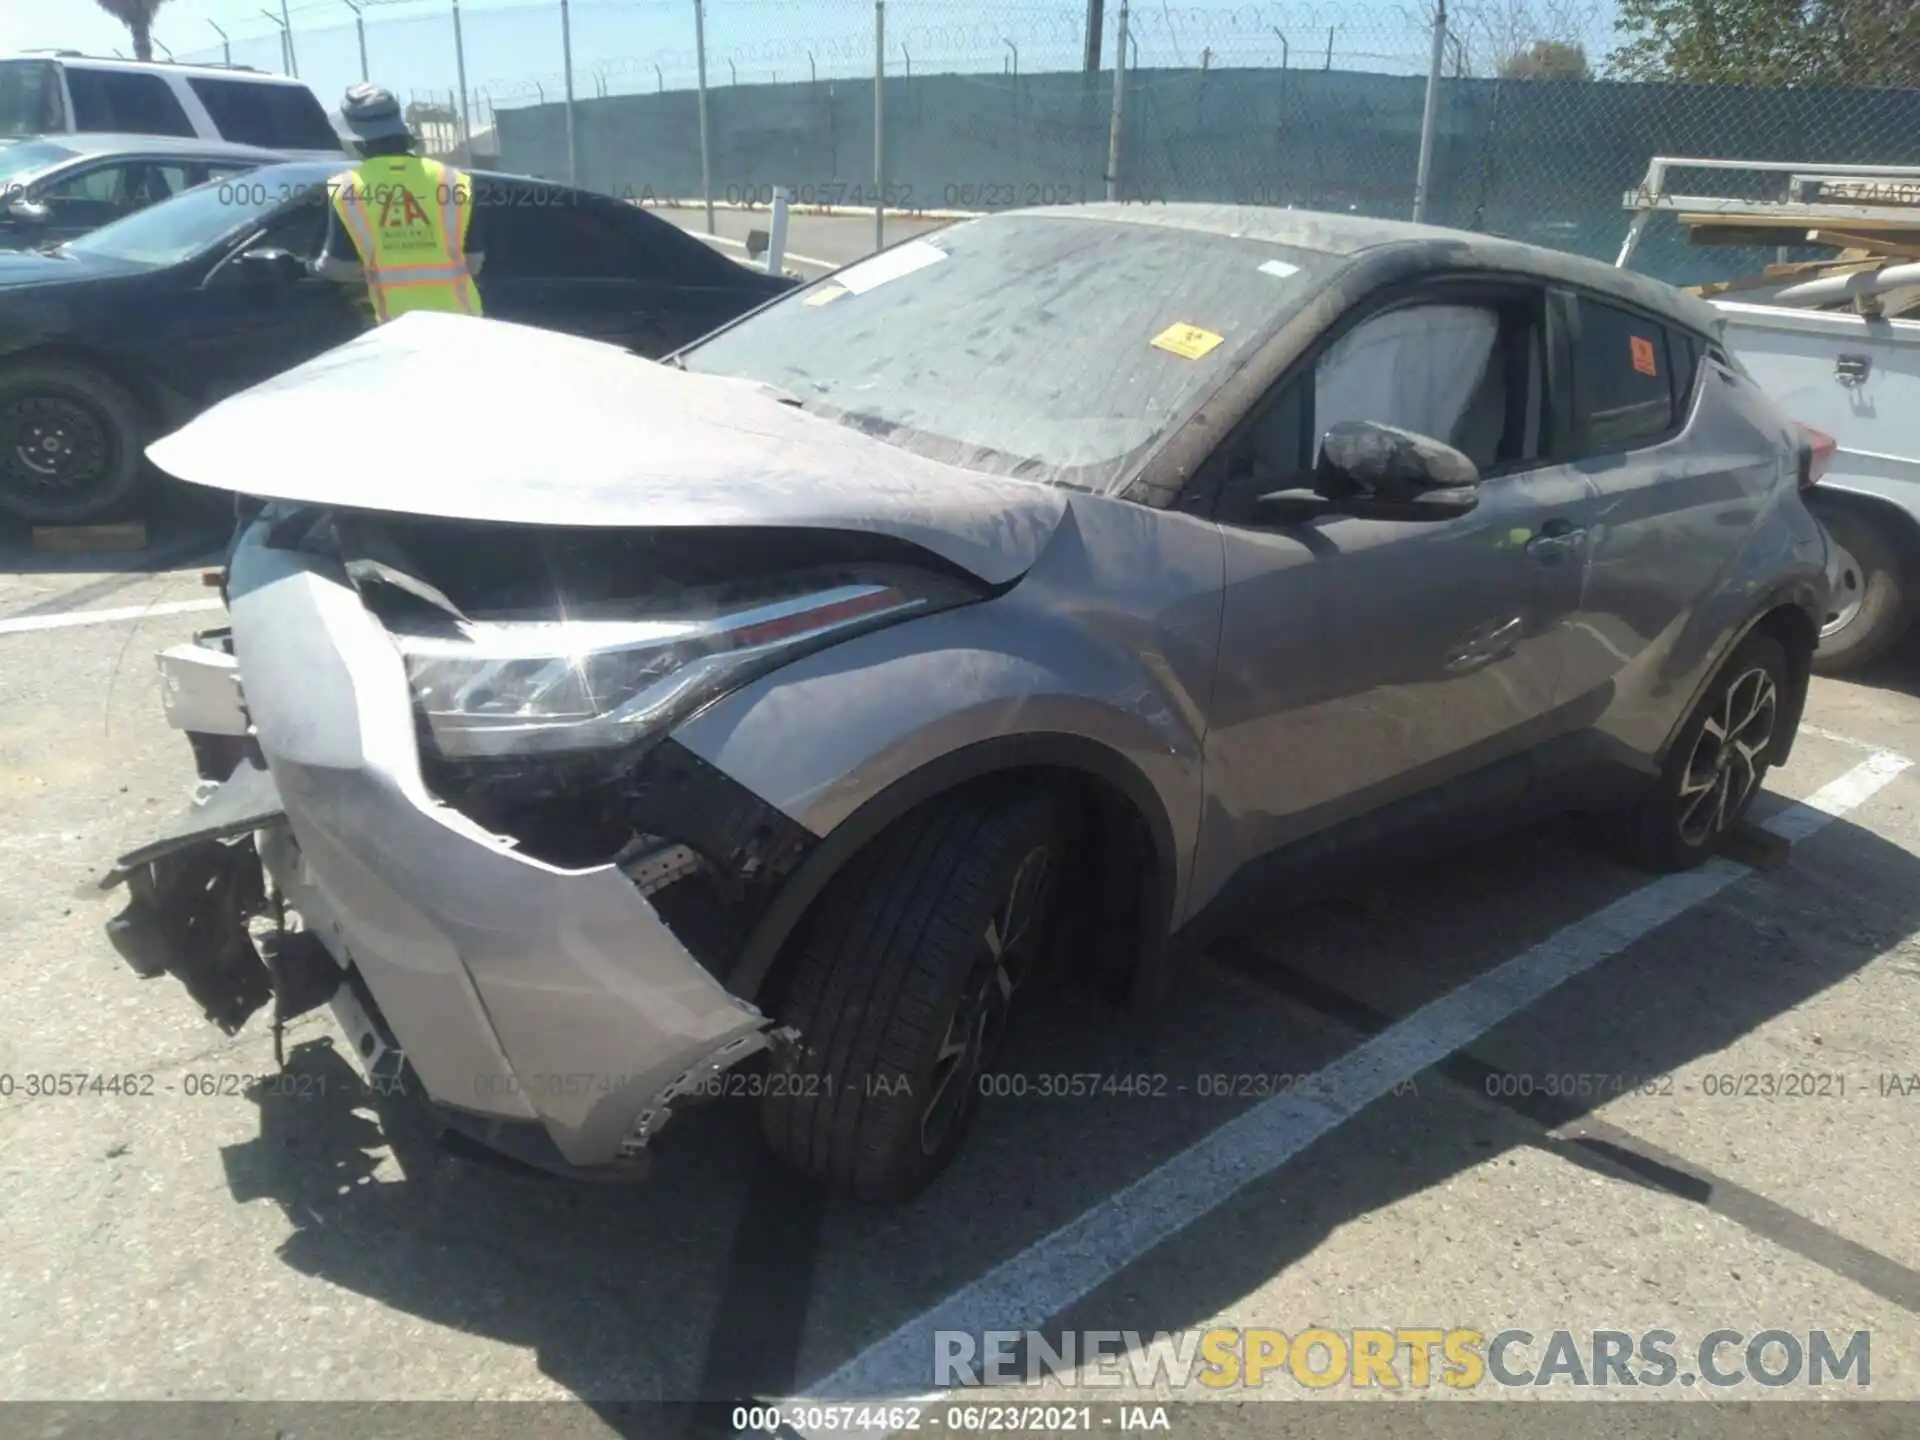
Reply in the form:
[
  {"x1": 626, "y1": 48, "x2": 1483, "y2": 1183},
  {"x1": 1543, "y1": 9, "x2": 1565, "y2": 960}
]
[
  {"x1": 918, "y1": 844, "x2": 1055, "y2": 1156},
  {"x1": 1676, "y1": 666, "x2": 1778, "y2": 848}
]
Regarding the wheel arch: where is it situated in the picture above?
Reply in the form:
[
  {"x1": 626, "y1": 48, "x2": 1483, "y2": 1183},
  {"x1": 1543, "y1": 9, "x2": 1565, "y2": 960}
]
[
  {"x1": 1656, "y1": 590, "x2": 1820, "y2": 773},
  {"x1": 1805, "y1": 482, "x2": 1920, "y2": 581},
  {"x1": 728, "y1": 732, "x2": 1180, "y2": 1015},
  {"x1": 0, "y1": 342, "x2": 177, "y2": 439},
  {"x1": 1751, "y1": 601, "x2": 1819, "y2": 768}
]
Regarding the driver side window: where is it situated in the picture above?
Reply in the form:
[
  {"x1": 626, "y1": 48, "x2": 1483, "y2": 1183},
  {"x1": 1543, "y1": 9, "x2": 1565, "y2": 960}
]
[
  {"x1": 1209, "y1": 292, "x2": 1546, "y2": 524},
  {"x1": 251, "y1": 195, "x2": 330, "y2": 264}
]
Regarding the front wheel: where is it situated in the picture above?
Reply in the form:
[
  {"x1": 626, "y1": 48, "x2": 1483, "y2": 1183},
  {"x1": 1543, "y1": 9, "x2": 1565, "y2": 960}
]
[
  {"x1": 0, "y1": 361, "x2": 146, "y2": 524},
  {"x1": 760, "y1": 788, "x2": 1063, "y2": 1202},
  {"x1": 1615, "y1": 632, "x2": 1788, "y2": 873}
]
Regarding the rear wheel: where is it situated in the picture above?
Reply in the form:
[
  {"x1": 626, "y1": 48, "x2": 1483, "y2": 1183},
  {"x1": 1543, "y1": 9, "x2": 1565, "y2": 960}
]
[
  {"x1": 1809, "y1": 499, "x2": 1911, "y2": 674},
  {"x1": 1615, "y1": 632, "x2": 1787, "y2": 873},
  {"x1": 0, "y1": 361, "x2": 146, "y2": 525},
  {"x1": 760, "y1": 788, "x2": 1063, "y2": 1202}
]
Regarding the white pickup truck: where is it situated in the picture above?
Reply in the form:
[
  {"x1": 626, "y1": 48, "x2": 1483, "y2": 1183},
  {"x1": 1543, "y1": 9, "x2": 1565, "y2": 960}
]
[{"x1": 1619, "y1": 157, "x2": 1920, "y2": 673}]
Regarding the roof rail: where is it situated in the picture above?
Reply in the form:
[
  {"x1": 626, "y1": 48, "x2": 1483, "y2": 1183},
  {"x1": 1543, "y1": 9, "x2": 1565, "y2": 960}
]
[{"x1": 11, "y1": 51, "x2": 270, "y2": 75}]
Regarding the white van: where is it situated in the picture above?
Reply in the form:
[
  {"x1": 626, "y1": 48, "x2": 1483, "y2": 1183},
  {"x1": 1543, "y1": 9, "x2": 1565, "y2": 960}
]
[{"x1": 0, "y1": 52, "x2": 344, "y2": 156}]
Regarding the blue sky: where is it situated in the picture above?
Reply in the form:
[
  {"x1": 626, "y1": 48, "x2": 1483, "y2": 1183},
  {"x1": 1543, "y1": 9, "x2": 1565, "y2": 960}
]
[{"x1": 7, "y1": 1, "x2": 1621, "y2": 129}]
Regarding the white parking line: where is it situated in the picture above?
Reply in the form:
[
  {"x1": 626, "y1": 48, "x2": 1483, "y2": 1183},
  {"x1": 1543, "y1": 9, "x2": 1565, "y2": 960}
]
[
  {"x1": 0, "y1": 597, "x2": 224, "y2": 636},
  {"x1": 788, "y1": 747, "x2": 1913, "y2": 1426},
  {"x1": 1801, "y1": 723, "x2": 1907, "y2": 760},
  {"x1": 687, "y1": 232, "x2": 840, "y2": 271}
]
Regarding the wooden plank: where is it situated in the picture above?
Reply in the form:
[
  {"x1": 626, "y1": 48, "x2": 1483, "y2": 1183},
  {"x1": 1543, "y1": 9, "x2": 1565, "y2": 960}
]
[
  {"x1": 30, "y1": 521, "x2": 150, "y2": 554},
  {"x1": 1679, "y1": 212, "x2": 1920, "y2": 250},
  {"x1": 1682, "y1": 210, "x2": 1920, "y2": 234}
]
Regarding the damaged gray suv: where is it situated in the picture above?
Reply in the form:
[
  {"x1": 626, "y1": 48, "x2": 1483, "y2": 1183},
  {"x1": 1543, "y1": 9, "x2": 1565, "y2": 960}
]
[{"x1": 105, "y1": 205, "x2": 1828, "y2": 1201}]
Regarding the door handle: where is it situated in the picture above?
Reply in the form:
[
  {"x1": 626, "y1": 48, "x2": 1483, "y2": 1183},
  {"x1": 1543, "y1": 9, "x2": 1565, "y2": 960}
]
[
  {"x1": 1525, "y1": 517, "x2": 1586, "y2": 561},
  {"x1": 1445, "y1": 614, "x2": 1524, "y2": 672}
]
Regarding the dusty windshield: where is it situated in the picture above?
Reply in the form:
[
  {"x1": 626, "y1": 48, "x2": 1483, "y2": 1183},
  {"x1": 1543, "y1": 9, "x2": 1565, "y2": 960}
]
[
  {"x1": 0, "y1": 61, "x2": 67, "y2": 137},
  {"x1": 679, "y1": 214, "x2": 1341, "y2": 490}
]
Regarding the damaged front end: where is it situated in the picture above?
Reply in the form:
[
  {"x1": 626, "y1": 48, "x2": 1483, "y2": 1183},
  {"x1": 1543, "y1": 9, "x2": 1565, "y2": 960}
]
[
  {"x1": 104, "y1": 505, "x2": 990, "y2": 1177},
  {"x1": 101, "y1": 628, "x2": 342, "y2": 1052}
]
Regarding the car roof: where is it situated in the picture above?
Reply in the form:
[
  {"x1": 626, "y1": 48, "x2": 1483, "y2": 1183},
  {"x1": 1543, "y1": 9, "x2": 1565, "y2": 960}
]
[
  {"x1": 247, "y1": 157, "x2": 637, "y2": 193},
  {"x1": 2, "y1": 53, "x2": 313, "y2": 86},
  {"x1": 21, "y1": 133, "x2": 291, "y2": 162},
  {"x1": 1009, "y1": 202, "x2": 1727, "y2": 336}
]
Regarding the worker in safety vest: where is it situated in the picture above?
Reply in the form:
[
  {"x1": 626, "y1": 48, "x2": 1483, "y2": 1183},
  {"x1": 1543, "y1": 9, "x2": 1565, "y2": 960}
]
[{"x1": 312, "y1": 82, "x2": 486, "y2": 322}]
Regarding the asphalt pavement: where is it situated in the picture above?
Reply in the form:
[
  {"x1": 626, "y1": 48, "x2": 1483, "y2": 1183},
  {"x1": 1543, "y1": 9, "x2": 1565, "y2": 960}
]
[{"x1": 3, "y1": 494, "x2": 1919, "y2": 1438}]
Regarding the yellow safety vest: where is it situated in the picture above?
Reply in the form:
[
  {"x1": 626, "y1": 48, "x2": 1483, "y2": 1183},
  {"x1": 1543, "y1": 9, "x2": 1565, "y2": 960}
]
[{"x1": 327, "y1": 155, "x2": 482, "y2": 322}]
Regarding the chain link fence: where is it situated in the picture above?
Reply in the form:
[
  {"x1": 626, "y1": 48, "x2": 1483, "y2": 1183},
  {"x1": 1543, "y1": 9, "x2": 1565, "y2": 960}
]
[{"x1": 173, "y1": 1, "x2": 1920, "y2": 283}]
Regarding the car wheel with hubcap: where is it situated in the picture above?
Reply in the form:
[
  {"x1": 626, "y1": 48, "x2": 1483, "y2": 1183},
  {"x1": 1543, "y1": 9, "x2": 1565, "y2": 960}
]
[
  {"x1": 1616, "y1": 631, "x2": 1788, "y2": 873},
  {"x1": 760, "y1": 788, "x2": 1063, "y2": 1202},
  {"x1": 0, "y1": 362, "x2": 146, "y2": 525},
  {"x1": 1807, "y1": 498, "x2": 1911, "y2": 675}
]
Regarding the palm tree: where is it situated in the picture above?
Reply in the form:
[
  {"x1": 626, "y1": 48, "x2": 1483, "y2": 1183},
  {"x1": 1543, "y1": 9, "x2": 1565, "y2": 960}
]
[{"x1": 93, "y1": 0, "x2": 169, "y2": 62}]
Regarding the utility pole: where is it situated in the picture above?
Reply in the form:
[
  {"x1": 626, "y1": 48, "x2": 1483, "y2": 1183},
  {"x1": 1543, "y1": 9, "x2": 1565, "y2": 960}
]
[
  {"x1": 1084, "y1": 0, "x2": 1104, "y2": 73},
  {"x1": 1105, "y1": 0, "x2": 1128, "y2": 200},
  {"x1": 561, "y1": 0, "x2": 578, "y2": 186},
  {"x1": 694, "y1": 0, "x2": 713, "y2": 233},
  {"x1": 1411, "y1": 0, "x2": 1446, "y2": 222},
  {"x1": 874, "y1": 0, "x2": 886, "y2": 249},
  {"x1": 209, "y1": 19, "x2": 231, "y2": 65},
  {"x1": 260, "y1": 9, "x2": 289, "y2": 74},
  {"x1": 280, "y1": 0, "x2": 299, "y2": 75},
  {"x1": 451, "y1": 0, "x2": 473, "y2": 160},
  {"x1": 343, "y1": 0, "x2": 369, "y2": 81}
]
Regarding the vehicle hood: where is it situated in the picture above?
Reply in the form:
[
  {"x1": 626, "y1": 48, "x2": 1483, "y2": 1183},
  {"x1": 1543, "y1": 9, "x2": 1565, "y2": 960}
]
[
  {"x1": 146, "y1": 312, "x2": 1070, "y2": 587},
  {"x1": 0, "y1": 246, "x2": 142, "y2": 286}
]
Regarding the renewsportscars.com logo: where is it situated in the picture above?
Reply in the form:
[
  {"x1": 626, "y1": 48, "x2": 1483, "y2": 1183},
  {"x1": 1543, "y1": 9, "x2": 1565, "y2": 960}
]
[{"x1": 933, "y1": 1327, "x2": 1872, "y2": 1391}]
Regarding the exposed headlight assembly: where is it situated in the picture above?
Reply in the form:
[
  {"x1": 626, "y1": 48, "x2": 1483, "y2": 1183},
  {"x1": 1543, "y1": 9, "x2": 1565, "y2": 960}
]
[{"x1": 393, "y1": 564, "x2": 975, "y2": 759}]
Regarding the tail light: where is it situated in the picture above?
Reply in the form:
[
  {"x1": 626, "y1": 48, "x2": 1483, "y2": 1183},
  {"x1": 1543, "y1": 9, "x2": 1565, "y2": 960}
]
[{"x1": 1796, "y1": 423, "x2": 1837, "y2": 490}]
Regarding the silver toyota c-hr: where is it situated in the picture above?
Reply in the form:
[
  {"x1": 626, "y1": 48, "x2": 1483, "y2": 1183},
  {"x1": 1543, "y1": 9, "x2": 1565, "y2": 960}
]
[{"x1": 106, "y1": 205, "x2": 1829, "y2": 1202}]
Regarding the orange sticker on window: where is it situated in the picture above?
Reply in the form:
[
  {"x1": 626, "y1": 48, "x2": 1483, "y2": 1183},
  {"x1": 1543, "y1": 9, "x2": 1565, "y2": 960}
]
[{"x1": 1630, "y1": 334, "x2": 1658, "y2": 376}]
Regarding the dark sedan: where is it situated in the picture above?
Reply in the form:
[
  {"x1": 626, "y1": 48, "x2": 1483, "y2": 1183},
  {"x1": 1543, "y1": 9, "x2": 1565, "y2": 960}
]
[
  {"x1": 0, "y1": 159, "x2": 797, "y2": 522},
  {"x1": 0, "y1": 133, "x2": 289, "y2": 251}
]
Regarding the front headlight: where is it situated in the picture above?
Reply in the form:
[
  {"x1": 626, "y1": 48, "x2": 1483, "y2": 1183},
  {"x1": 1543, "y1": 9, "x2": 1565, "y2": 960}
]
[{"x1": 394, "y1": 566, "x2": 970, "y2": 759}]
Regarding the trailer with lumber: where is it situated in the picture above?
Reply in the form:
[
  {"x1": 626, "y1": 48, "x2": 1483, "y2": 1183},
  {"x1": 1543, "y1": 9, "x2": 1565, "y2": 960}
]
[{"x1": 1618, "y1": 156, "x2": 1920, "y2": 673}]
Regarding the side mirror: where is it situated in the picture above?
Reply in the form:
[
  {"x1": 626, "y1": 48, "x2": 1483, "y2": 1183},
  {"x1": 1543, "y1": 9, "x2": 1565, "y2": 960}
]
[
  {"x1": 745, "y1": 227, "x2": 770, "y2": 260},
  {"x1": 1254, "y1": 420, "x2": 1480, "y2": 523},
  {"x1": 234, "y1": 246, "x2": 306, "y2": 286},
  {"x1": 6, "y1": 196, "x2": 51, "y2": 227}
]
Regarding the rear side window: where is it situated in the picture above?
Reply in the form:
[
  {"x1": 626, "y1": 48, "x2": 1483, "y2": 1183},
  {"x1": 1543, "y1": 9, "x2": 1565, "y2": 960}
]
[
  {"x1": 477, "y1": 183, "x2": 635, "y2": 279},
  {"x1": 188, "y1": 77, "x2": 338, "y2": 150},
  {"x1": 1572, "y1": 297, "x2": 1680, "y2": 452},
  {"x1": 65, "y1": 68, "x2": 195, "y2": 137},
  {"x1": 620, "y1": 203, "x2": 759, "y2": 284},
  {"x1": 1669, "y1": 330, "x2": 1702, "y2": 417},
  {"x1": 0, "y1": 60, "x2": 69, "y2": 137}
]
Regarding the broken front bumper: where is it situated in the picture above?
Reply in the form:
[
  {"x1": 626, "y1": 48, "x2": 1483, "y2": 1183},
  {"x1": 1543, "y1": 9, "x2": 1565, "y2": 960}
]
[{"x1": 109, "y1": 522, "x2": 778, "y2": 1172}]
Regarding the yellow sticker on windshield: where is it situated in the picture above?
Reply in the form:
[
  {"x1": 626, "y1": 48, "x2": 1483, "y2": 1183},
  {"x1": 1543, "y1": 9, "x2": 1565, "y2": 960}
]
[
  {"x1": 1151, "y1": 323, "x2": 1224, "y2": 360},
  {"x1": 804, "y1": 285, "x2": 848, "y2": 307}
]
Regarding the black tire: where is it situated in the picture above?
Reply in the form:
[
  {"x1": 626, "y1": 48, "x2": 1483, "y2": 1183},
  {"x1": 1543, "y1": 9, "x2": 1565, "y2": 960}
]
[
  {"x1": 0, "y1": 361, "x2": 146, "y2": 525},
  {"x1": 760, "y1": 788, "x2": 1063, "y2": 1202},
  {"x1": 1808, "y1": 498, "x2": 1911, "y2": 675},
  {"x1": 1615, "y1": 632, "x2": 1789, "y2": 873}
]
